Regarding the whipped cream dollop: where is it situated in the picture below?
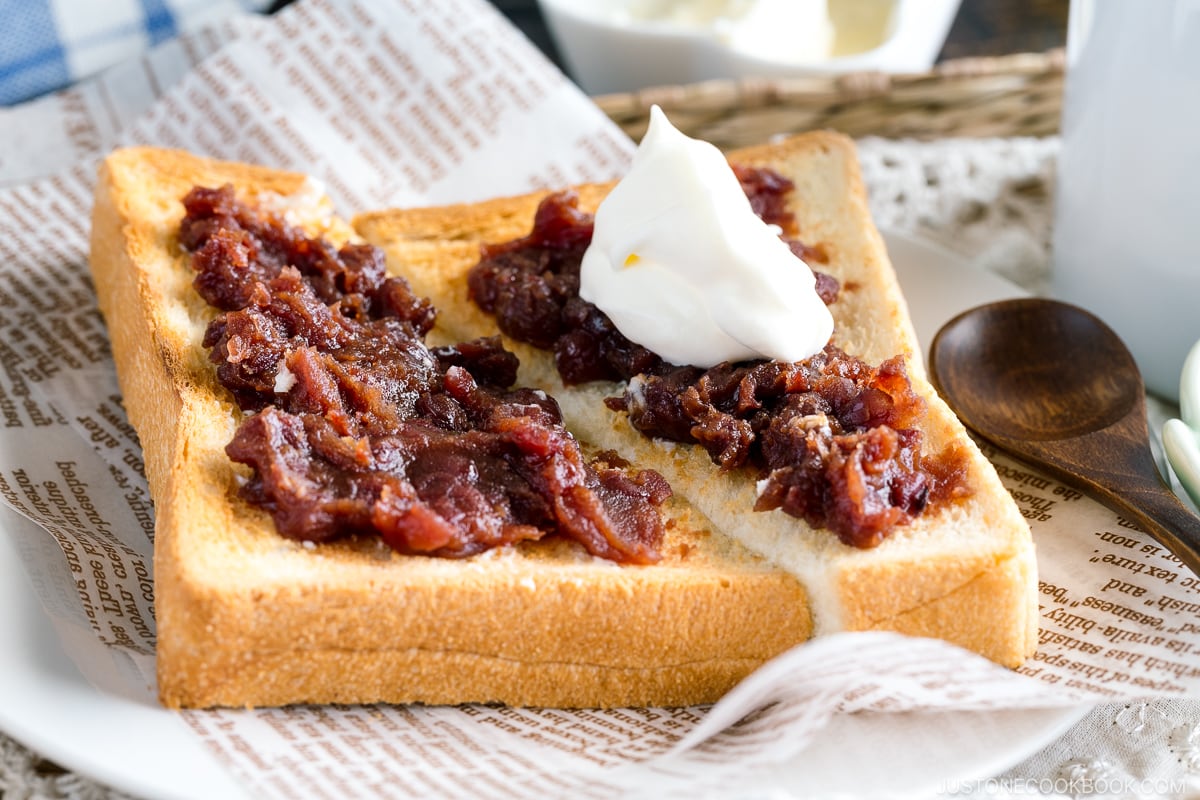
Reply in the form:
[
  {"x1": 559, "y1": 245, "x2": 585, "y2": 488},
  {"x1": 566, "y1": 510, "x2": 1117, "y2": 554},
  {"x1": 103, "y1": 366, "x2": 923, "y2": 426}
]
[{"x1": 579, "y1": 106, "x2": 834, "y2": 368}]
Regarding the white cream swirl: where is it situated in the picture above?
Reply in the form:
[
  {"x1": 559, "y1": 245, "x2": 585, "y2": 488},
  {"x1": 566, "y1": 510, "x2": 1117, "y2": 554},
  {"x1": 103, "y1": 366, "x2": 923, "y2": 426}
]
[{"x1": 579, "y1": 105, "x2": 833, "y2": 368}]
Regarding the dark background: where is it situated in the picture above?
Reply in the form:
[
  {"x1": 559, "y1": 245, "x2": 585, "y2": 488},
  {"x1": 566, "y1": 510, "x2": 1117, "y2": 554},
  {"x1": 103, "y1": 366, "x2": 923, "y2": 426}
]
[{"x1": 489, "y1": 0, "x2": 1069, "y2": 82}]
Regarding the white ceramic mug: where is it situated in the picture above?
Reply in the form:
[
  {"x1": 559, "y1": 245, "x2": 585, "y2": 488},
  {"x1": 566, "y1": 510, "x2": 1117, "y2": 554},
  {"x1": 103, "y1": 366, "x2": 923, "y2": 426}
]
[{"x1": 1052, "y1": 0, "x2": 1200, "y2": 401}]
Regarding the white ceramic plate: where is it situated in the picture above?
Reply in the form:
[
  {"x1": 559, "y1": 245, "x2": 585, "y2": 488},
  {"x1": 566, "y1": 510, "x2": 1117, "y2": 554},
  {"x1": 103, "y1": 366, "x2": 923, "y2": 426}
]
[
  {"x1": 0, "y1": 231, "x2": 1075, "y2": 800},
  {"x1": 0, "y1": 511, "x2": 250, "y2": 800}
]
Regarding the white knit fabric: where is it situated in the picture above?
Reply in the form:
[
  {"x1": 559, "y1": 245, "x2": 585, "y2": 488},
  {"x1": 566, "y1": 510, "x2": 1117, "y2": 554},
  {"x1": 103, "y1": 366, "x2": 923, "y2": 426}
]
[{"x1": 856, "y1": 135, "x2": 1059, "y2": 296}]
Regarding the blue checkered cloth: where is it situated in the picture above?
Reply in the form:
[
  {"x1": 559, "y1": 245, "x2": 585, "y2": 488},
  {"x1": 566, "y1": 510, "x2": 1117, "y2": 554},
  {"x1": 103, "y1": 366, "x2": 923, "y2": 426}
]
[{"x1": 0, "y1": 0, "x2": 271, "y2": 106}]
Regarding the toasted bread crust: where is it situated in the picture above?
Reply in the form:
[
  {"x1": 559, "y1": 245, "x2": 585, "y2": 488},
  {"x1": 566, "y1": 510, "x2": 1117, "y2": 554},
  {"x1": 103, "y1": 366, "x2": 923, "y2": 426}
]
[
  {"x1": 355, "y1": 131, "x2": 1038, "y2": 667},
  {"x1": 91, "y1": 147, "x2": 812, "y2": 709}
]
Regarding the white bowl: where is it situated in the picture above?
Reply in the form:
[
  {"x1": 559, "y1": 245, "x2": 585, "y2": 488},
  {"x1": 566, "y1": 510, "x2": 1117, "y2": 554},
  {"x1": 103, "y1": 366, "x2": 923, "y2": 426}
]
[{"x1": 538, "y1": 0, "x2": 963, "y2": 94}]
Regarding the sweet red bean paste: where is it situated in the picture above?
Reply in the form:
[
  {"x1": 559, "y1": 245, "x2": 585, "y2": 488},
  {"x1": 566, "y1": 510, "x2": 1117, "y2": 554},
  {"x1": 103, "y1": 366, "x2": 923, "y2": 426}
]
[
  {"x1": 180, "y1": 185, "x2": 669, "y2": 564},
  {"x1": 467, "y1": 165, "x2": 969, "y2": 548}
]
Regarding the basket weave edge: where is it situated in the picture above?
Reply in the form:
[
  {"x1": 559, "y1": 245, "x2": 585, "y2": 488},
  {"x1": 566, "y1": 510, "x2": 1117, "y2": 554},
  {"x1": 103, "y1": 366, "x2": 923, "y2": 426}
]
[{"x1": 593, "y1": 49, "x2": 1065, "y2": 148}]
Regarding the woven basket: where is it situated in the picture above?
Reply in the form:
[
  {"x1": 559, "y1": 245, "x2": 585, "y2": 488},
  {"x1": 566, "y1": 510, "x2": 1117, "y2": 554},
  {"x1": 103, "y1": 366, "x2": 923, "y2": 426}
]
[{"x1": 594, "y1": 50, "x2": 1064, "y2": 150}]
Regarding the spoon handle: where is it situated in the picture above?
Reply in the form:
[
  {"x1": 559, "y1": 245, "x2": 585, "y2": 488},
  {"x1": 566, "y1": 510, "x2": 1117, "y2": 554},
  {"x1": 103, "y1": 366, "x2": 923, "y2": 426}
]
[{"x1": 1098, "y1": 474, "x2": 1200, "y2": 578}]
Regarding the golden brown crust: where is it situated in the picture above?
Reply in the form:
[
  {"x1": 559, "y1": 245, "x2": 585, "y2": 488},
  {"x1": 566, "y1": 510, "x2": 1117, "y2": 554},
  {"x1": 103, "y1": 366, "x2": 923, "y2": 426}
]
[{"x1": 90, "y1": 147, "x2": 811, "y2": 709}]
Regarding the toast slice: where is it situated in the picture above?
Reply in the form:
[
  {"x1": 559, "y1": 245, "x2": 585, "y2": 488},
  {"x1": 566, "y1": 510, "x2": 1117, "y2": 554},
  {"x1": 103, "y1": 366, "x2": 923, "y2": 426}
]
[
  {"x1": 91, "y1": 147, "x2": 814, "y2": 709},
  {"x1": 354, "y1": 132, "x2": 1038, "y2": 666}
]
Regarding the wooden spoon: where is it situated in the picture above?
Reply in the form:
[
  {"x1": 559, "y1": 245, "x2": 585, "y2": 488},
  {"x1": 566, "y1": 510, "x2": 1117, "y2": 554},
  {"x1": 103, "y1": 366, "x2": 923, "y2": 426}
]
[{"x1": 929, "y1": 297, "x2": 1200, "y2": 577}]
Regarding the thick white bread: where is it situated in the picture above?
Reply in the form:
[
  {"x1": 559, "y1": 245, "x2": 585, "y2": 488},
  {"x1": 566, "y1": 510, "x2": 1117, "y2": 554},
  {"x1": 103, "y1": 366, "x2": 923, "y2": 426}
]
[
  {"x1": 90, "y1": 147, "x2": 814, "y2": 709},
  {"x1": 355, "y1": 131, "x2": 1039, "y2": 666}
]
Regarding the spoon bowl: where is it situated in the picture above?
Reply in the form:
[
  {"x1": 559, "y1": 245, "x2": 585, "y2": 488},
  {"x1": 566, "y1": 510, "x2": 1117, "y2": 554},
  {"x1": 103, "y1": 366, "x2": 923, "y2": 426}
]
[
  {"x1": 932, "y1": 299, "x2": 1140, "y2": 442},
  {"x1": 930, "y1": 297, "x2": 1200, "y2": 577}
]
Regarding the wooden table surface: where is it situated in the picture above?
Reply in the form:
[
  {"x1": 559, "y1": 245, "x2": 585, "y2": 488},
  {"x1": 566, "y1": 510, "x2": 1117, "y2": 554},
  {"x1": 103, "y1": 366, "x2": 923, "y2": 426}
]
[{"x1": 939, "y1": 0, "x2": 1067, "y2": 60}]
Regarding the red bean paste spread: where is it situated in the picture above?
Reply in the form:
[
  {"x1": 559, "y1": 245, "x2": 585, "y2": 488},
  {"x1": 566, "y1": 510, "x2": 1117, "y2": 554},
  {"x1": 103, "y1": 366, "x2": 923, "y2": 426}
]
[
  {"x1": 467, "y1": 166, "x2": 969, "y2": 548},
  {"x1": 179, "y1": 185, "x2": 670, "y2": 564}
]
